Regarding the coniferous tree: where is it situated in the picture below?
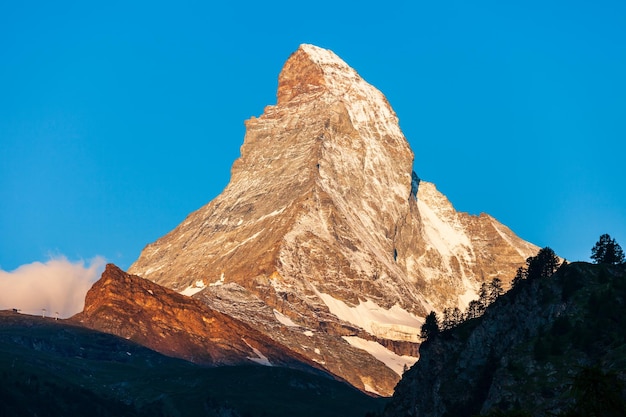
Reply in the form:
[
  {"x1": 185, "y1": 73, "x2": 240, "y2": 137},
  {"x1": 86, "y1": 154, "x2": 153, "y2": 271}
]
[
  {"x1": 591, "y1": 234, "x2": 625, "y2": 265},
  {"x1": 441, "y1": 307, "x2": 463, "y2": 330},
  {"x1": 452, "y1": 306, "x2": 463, "y2": 324},
  {"x1": 512, "y1": 266, "x2": 527, "y2": 287},
  {"x1": 489, "y1": 277, "x2": 504, "y2": 302},
  {"x1": 478, "y1": 278, "x2": 504, "y2": 306},
  {"x1": 442, "y1": 307, "x2": 454, "y2": 330},
  {"x1": 478, "y1": 283, "x2": 490, "y2": 306},
  {"x1": 466, "y1": 300, "x2": 485, "y2": 320},
  {"x1": 526, "y1": 247, "x2": 560, "y2": 281},
  {"x1": 420, "y1": 311, "x2": 440, "y2": 340}
]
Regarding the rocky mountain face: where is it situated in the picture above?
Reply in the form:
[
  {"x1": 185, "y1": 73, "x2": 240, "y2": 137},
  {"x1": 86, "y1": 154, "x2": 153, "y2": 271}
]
[
  {"x1": 384, "y1": 262, "x2": 626, "y2": 417},
  {"x1": 72, "y1": 264, "x2": 322, "y2": 372},
  {"x1": 129, "y1": 44, "x2": 537, "y2": 395}
]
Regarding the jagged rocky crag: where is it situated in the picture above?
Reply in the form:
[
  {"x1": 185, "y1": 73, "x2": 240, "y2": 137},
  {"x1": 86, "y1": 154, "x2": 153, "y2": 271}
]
[
  {"x1": 72, "y1": 264, "x2": 323, "y2": 373},
  {"x1": 384, "y1": 262, "x2": 626, "y2": 417},
  {"x1": 129, "y1": 44, "x2": 537, "y2": 395}
]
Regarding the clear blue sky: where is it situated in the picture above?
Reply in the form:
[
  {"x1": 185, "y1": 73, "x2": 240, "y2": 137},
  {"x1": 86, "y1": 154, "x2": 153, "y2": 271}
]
[{"x1": 2, "y1": 0, "x2": 625, "y2": 272}]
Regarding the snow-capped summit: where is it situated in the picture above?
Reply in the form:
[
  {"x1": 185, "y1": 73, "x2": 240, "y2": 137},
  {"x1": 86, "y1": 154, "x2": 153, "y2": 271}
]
[{"x1": 129, "y1": 44, "x2": 537, "y2": 395}]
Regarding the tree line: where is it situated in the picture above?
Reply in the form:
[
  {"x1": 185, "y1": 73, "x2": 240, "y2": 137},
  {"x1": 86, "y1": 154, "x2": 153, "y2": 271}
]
[{"x1": 420, "y1": 233, "x2": 624, "y2": 341}]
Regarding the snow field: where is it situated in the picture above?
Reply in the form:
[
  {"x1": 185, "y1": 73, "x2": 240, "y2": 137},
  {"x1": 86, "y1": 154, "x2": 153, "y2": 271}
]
[
  {"x1": 342, "y1": 336, "x2": 418, "y2": 376},
  {"x1": 316, "y1": 291, "x2": 422, "y2": 341}
]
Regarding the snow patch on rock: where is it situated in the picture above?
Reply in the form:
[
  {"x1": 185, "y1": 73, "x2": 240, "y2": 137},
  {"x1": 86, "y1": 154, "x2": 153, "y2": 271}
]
[
  {"x1": 243, "y1": 339, "x2": 272, "y2": 367},
  {"x1": 209, "y1": 273, "x2": 225, "y2": 287},
  {"x1": 317, "y1": 291, "x2": 423, "y2": 342},
  {"x1": 180, "y1": 280, "x2": 206, "y2": 296},
  {"x1": 363, "y1": 382, "x2": 382, "y2": 396},
  {"x1": 416, "y1": 198, "x2": 471, "y2": 259},
  {"x1": 273, "y1": 309, "x2": 299, "y2": 327},
  {"x1": 343, "y1": 336, "x2": 417, "y2": 376}
]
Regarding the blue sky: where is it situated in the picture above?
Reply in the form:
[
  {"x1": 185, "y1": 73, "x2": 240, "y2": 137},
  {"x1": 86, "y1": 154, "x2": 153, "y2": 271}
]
[{"x1": 1, "y1": 0, "x2": 625, "y2": 273}]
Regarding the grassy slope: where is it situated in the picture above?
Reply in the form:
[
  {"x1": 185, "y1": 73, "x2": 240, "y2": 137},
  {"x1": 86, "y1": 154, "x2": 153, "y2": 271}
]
[{"x1": 0, "y1": 312, "x2": 386, "y2": 417}]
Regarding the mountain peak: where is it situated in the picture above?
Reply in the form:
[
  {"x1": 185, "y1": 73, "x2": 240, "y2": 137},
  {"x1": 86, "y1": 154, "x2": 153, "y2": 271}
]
[
  {"x1": 277, "y1": 44, "x2": 354, "y2": 104},
  {"x1": 276, "y1": 43, "x2": 402, "y2": 146},
  {"x1": 129, "y1": 45, "x2": 538, "y2": 395}
]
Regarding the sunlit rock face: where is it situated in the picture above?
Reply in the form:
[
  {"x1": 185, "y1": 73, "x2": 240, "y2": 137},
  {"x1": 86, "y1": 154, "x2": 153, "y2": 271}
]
[
  {"x1": 72, "y1": 264, "x2": 320, "y2": 372},
  {"x1": 129, "y1": 44, "x2": 537, "y2": 396}
]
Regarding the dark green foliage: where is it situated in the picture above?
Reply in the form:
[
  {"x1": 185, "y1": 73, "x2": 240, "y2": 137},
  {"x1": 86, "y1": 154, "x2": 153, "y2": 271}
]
[
  {"x1": 591, "y1": 233, "x2": 625, "y2": 265},
  {"x1": 526, "y1": 247, "x2": 560, "y2": 281},
  {"x1": 0, "y1": 369, "x2": 141, "y2": 417},
  {"x1": 563, "y1": 366, "x2": 626, "y2": 417},
  {"x1": 421, "y1": 311, "x2": 440, "y2": 340},
  {"x1": 478, "y1": 283, "x2": 490, "y2": 306},
  {"x1": 511, "y1": 267, "x2": 527, "y2": 287},
  {"x1": 442, "y1": 307, "x2": 463, "y2": 330},
  {"x1": 465, "y1": 299, "x2": 485, "y2": 320},
  {"x1": 463, "y1": 278, "x2": 505, "y2": 323},
  {"x1": 477, "y1": 278, "x2": 503, "y2": 307},
  {"x1": 488, "y1": 278, "x2": 504, "y2": 302},
  {"x1": 510, "y1": 248, "x2": 560, "y2": 292},
  {"x1": 0, "y1": 314, "x2": 386, "y2": 417},
  {"x1": 559, "y1": 266, "x2": 585, "y2": 301}
]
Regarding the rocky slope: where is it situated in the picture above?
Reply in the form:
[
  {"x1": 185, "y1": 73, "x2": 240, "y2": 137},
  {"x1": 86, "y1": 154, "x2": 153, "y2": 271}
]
[
  {"x1": 129, "y1": 44, "x2": 537, "y2": 395},
  {"x1": 72, "y1": 264, "x2": 322, "y2": 372},
  {"x1": 384, "y1": 262, "x2": 626, "y2": 416}
]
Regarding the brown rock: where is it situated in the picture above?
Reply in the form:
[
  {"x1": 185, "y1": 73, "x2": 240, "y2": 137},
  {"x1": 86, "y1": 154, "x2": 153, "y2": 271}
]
[{"x1": 71, "y1": 264, "x2": 323, "y2": 373}]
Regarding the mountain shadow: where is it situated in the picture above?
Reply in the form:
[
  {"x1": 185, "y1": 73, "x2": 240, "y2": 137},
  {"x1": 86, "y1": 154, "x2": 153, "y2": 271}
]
[
  {"x1": 384, "y1": 261, "x2": 626, "y2": 417},
  {"x1": 0, "y1": 311, "x2": 386, "y2": 417}
]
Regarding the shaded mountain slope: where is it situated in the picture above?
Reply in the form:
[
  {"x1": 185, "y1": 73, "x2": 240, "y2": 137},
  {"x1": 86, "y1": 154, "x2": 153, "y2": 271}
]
[
  {"x1": 385, "y1": 262, "x2": 626, "y2": 417},
  {"x1": 0, "y1": 310, "x2": 386, "y2": 417}
]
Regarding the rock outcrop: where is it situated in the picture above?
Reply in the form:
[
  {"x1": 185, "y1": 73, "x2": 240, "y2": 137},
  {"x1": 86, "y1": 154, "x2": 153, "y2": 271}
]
[
  {"x1": 72, "y1": 264, "x2": 323, "y2": 373},
  {"x1": 129, "y1": 44, "x2": 538, "y2": 395}
]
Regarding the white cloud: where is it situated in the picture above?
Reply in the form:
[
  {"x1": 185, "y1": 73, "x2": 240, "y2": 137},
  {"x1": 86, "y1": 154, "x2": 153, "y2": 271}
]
[{"x1": 0, "y1": 256, "x2": 105, "y2": 318}]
